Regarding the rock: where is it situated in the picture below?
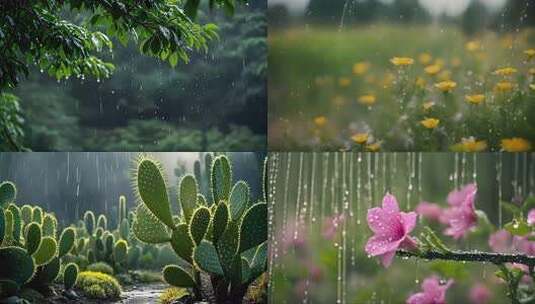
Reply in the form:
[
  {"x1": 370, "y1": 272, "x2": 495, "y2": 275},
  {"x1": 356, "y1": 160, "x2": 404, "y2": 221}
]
[{"x1": 63, "y1": 289, "x2": 79, "y2": 300}]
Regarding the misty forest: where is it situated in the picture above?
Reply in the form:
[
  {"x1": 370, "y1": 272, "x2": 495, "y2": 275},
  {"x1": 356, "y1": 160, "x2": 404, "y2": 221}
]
[
  {"x1": 0, "y1": 0, "x2": 266, "y2": 151},
  {"x1": 0, "y1": 152, "x2": 268, "y2": 303}
]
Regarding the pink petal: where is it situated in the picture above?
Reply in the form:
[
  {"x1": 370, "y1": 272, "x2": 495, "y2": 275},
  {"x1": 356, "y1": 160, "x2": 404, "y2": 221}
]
[
  {"x1": 379, "y1": 250, "x2": 396, "y2": 268},
  {"x1": 367, "y1": 207, "x2": 403, "y2": 237},
  {"x1": 416, "y1": 202, "x2": 443, "y2": 221},
  {"x1": 365, "y1": 234, "x2": 403, "y2": 256},
  {"x1": 400, "y1": 211, "x2": 418, "y2": 234},
  {"x1": 406, "y1": 292, "x2": 428, "y2": 304},
  {"x1": 528, "y1": 209, "x2": 535, "y2": 226},
  {"x1": 382, "y1": 193, "x2": 400, "y2": 214}
]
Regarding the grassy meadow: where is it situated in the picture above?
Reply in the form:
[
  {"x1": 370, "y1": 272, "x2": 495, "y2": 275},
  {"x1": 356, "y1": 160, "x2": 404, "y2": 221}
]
[{"x1": 269, "y1": 25, "x2": 535, "y2": 151}]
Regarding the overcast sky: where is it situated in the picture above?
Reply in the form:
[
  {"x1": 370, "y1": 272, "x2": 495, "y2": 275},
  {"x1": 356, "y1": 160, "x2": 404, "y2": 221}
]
[{"x1": 268, "y1": 0, "x2": 507, "y2": 16}]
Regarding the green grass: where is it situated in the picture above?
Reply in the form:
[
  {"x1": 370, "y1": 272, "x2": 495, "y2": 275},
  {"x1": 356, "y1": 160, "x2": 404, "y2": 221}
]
[{"x1": 269, "y1": 24, "x2": 535, "y2": 151}]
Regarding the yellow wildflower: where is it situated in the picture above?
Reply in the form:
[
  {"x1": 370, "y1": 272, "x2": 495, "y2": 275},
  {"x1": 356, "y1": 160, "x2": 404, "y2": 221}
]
[
  {"x1": 422, "y1": 101, "x2": 435, "y2": 111},
  {"x1": 419, "y1": 53, "x2": 432, "y2": 65},
  {"x1": 420, "y1": 118, "x2": 440, "y2": 129},
  {"x1": 525, "y1": 49, "x2": 535, "y2": 60},
  {"x1": 382, "y1": 73, "x2": 395, "y2": 88},
  {"x1": 451, "y1": 137, "x2": 488, "y2": 152},
  {"x1": 358, "y1": 94, "x2": 377, "y2": 106},
  {"x1": 366, "y1": 142, "x2": 381, "y2": 152},
  {"x1": 437, "y1": 70, "x2": 452, "y2": 81},
  {"x1": 501, "y1": 138, "x2": 532, "y2": 152},
  {"x1": 353, "y1": 62, "x2": 371, "y2": 75},
  {"x1": 424, "y1": 64, "x2": 442, "y2": 76},
  {"x1": 494, "y1": 67, "x2": 517, "y2": 76},
  {"x1": 494, "y1": 81, "x2": 515, "y2": 93},
  {"x1": 415, "y1": 77, "x2": 427, "y2": 89},
  {"x1": 465, "y1": 94, "x2": 485, "y2": 105},
  {"x1": 314, "y1": 116, "x2": 327, "y2": 128},
  {"x1": 434, "y1": 80, "x2": 457, "y2": 92},
  {"x1": 434, "y1": 58, "x2": 445, "y2": 67},
  {"x1": 529, "y1": 68, "x2": 535, "y2": 75},
  {"x1": 466, "y1": 40, "x2": 481, "y2": 52},
  {"x1": 351, "y1": 133, "x2": 369, "y2": 145},
  {"x1": 338, "y1": 77, "x2": 351, "y2": 87},
  {"x1": 530, "y1": 84, "x2": 535, "y2": 91},
  {"x1": 390, "y1": 57, "x2": 414, "y2": 66}
]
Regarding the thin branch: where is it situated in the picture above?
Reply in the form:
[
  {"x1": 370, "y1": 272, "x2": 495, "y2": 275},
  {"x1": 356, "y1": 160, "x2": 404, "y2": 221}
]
[{"x1": 397, "y1": 250, "x2": 535, "y2": 267}]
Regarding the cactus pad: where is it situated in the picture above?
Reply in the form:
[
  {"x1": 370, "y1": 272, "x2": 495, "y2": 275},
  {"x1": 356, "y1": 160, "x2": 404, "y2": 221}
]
[
  {"x1": 0, "y1": 208, "x2": 4, "y2": 245},
  {"x1": 114, "y1": 240, "x2": 128, "y2": 264},
  {"x1": 20, "y1": 205, "x2": 32, "y2": 224},
  {"x1": 7, "y1": 204, "x2": 21, "y2": 243},
  {"x1": 64, "y1": 263, "x2": 79, "y2": 290},
  {"x1": 179, "y1": 175, "x2": 198, "y2": 222},
  {"x1": 0, "y1": 246, "x2": 35, "y2": 285},
  {"x1": 25, "y1": 222, "x2": 42, "y2": 256},
  {"x1": 42, "y1": 214, "x2": 57, "y2": 237},
  {"x1": 170, "y1": 224, "x2": 194, "y2": 263},
  {"x1": 189, "y1": 207, "x2": 211, "y2": 245},
  {"x1": 212, "y1": 202, "x2": 229, "y2": 243},
  {"x1": 211, "y1": 156, "x2": 232, "y2": 205},
  {"x1": 239, "y1": 203, "x2": 267, "y2": 253},
  {"x1": 136, "y1": 158, "x2": 175, "y2": 229},
  {"x1": 33, "y1": 236, "x2": 57, "y2": 266},
  {"x1": 97, "y1": 214, "x2": 108, "y2": 230},
  {"x1": 132, "y1": 204, "x2": 171, "y2": 244},
  {"x1": 193, "y1": 240, "x2": 224, "y2": 276},
  {"x1": 32, "y1": 207, "x2": 43, "y2": 224},
  {"x1": 30, "y1": 257, "x2": 60, "y2": 286},
  {"x1": 84, "y1": 211, "x2": 95, "y2": 235},
  {"x1": 163, "y1": 265, "x2": 195, "y2": 287},
  {"x1": 59, "y1": 227, "x2": 76, "y2": 258},
  {"x1": 119, "y1": 218, "x2": 130, "y2": 240},
  {"x1": 229, "y1": 181, "x2": 250, "y2": 220},
  {"x1": 0, "y1": 181, "x2": 16, "y2": 208}
]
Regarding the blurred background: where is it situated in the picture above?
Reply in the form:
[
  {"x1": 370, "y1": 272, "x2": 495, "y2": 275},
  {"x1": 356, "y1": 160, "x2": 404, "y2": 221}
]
[
  {"x1": 268, "y1": 152, "x2": 534, "y2": 303},
  {"x1": 0, "y1": 152, "x2": 265, "y2": 227},
  {"x1": 14, "y1": 1, "x2": 266, "y2": 151},
  {"x1": 268, "y1": 0, "x2": 535, "y2": 150}
]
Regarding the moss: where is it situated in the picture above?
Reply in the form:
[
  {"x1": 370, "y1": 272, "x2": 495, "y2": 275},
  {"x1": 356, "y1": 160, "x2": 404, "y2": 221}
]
[
  {"x1": 158, "y1": 287, "x2": 190, "y2": 304},
  {"x1": 86, "y1": 262, "x2": 114, "y2": 275},
  {"x1": 76, "y1": 271, "x2": 122, "y2": 299}
]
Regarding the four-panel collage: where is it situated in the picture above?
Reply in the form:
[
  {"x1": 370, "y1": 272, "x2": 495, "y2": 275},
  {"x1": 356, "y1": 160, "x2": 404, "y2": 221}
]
[{"x1": 1, "y1": 0, "x2": 535, "y2": 303}]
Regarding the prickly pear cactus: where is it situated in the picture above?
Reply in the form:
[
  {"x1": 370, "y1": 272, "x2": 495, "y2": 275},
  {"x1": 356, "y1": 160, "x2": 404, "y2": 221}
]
[{"x1": 133, "y1": 154, "x2": 267, "y2": 303}]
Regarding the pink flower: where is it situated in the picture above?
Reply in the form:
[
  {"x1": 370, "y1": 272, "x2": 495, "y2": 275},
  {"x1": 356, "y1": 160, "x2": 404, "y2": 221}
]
[
  {"x1": 488, "y1": 230, "x2": 512, "y2": 253},
  {"x1": 406, "y1": 276, "x2": 453, "y2": 304},
  {"x1": 512, "y1": 235, "x2": 535, "y2": 256},
  {"x1": 365, "y1": 194, "x2": 418, "y2": 268},
  {"x1": 469, "y1": 283, "x2": 491, "y2": 304},
  {"x1": 322, "y1": 213, "x2": 345, "y2": 240},
  {"x1": 416, "y1": 202, "x2": 443, "y2": 222},
  {"x1": 443, "y1": 184, "x2": 478, "y2": 239},
  {"x1": 528, "y1": 209, "x2": 535, "y2": 226}
]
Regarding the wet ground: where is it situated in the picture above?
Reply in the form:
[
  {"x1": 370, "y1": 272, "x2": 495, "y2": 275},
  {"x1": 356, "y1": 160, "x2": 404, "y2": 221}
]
[{"x1": 117, "y1": 283, "x2": 168, "y2": 304}]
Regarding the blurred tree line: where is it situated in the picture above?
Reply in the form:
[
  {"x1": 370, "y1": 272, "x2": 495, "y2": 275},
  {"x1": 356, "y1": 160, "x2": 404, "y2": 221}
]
[
  {"x1": 269, "y1": 0, "x2": 535, "y2": 36},
  {"x1": 10, "y1": 0, "x2": 266, "y2": 151}
]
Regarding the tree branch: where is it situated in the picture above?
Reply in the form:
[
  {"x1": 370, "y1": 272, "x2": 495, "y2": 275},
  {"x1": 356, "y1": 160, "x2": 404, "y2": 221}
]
[{"x1": 397, "y1": 250, "x2": 535, "y2": 267}]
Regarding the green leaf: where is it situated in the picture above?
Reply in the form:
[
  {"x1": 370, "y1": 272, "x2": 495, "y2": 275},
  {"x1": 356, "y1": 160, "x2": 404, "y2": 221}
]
[
  {"x1": 179, "y1": 175, "x2": 198, "y2": 222},
  {"x1": 504, "y1": 218, "x2": 531, "y2": 236},
  {"x1": 239, "y1": 203, "x2": 267, "y2": 253},
  {"x1": 229, "y1": 181, "x2": 249, "y2": 220},
  {"x1": 189, "y1": 207, "x2": 211, "y2": 245},
  {"x1": 211, "y1": 156, "x2": 232, "y2": 205},
  {"x1": 212, "y1": 202, "x2": 229, "y2": 243},
  {"x1": 132, "y1": 204, "x2": 171, "y2": 244},
  {"x1": 32, "y1": 237, "x2": 57, "y2": 266},
  {"x1": 171, "y1": 224, "x2": 194, "y2": 264}
]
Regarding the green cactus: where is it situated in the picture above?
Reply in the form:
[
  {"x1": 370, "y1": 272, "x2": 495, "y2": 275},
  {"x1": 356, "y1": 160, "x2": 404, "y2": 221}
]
[
  {"x1": 132, "y1": 155, "x2": 267, "y2": 303},
  {"x1": 7, "y1": 204, "x2": 21, "y2": 244},
  {"x1": 189, "y1": 207, "x2": 210, "y2": 245},
  {"x1": 0, "y1": 181, "x2": 16, "y2": 208},
  {"x1": 32, "y1": 207, "x2": 43, "y2": 224},
  {"x1": 25, "y1": 222, "x2": 42, "y2": 255},
  {"x1": 29, "y1": 257, "x2": 60, "y2": 288},
  {"x1": 42, "y1": 214, "x2": 57, "y2": 237},
  {"x1": 113, "y1": 240, "x2": 128, "y2": 270},
  {"x1": 118, "y1": 195, "x2": 127, "y2": 227},
  {"x1": 194, "y1": 160, "x2": 202, "y2": 183},
  {"x1": 59, "y1": 227, "x2": 76, "y2": 258},
  {"x1": 163, "y1": 265, "x2": 195, "y2": 287},
  {"x1": 97, "y1": 214, "x2": 108, "y2": 230},
  {"x1": 179, "y1": 175, "x2": 199, "y2": 222},
  {"x1": 3, "y1": 209, "x2": 14, "y2": 245},
  {"x1": 20, "y1": 205, "x2": 32, "y2": 224},
  {"x1": 135, "y1": 156, "x2": 175, "y2": 229},
  {"x1": 0, "y1": 208, "x2": 5, "y2": 245},
  {"x1": 84, "y1": 211, "x2": 95, "y2": 235},
  {"x1": 211, "y1": 155, "x2": 232, "y2": 205},
  {"x1": 32, "y1": 237, "x2": 57, "y2": 266},
  {"x1": 0, "y1": 246, "x2": 35, "y2": 286},
  {"x1": 63, "y1": 263, "x2": 79, "y2": 290},
  {"x1": 119, "y1": 218, "x2": 130, "y2": 240}
]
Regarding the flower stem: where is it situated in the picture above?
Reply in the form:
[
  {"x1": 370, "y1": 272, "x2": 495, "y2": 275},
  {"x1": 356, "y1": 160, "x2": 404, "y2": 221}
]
[{"x1": 397, "y1": 250, "x2": 535, "y2": 267}]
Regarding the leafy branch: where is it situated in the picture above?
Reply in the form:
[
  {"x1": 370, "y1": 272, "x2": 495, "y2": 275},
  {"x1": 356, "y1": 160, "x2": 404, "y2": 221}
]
[{"x1": 397, "y1": 250, "x2": 535, "y2": 268}]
